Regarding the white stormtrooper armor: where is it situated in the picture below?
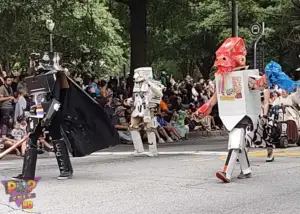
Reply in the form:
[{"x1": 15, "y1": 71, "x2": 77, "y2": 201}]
[{"x1": 125, "y1": 67, "x2": 164, "y2": 156}]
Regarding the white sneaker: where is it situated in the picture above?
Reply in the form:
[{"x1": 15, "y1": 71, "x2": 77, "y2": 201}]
[
  {"x1": 158, "y1": 138, "x2": 165, "y2": 144},
  {"x1": 147, "y1": 153, "x2": 155, "y2": 157},
  {"x1": 57, "y1": 173, "x2": 73, "y2": 180},
  {"x1": 167, "y1": 137, "x2": 174, "y2": 143}
]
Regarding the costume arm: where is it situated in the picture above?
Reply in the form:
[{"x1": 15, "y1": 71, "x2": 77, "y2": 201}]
[
  {"x1": 148, "y1": 80, "x2": 163, "y2": 97},
  {"x1": 123, "y1": 97, "x2": 133, "y2": 106},
  {"x1": 248, "y1": 74, "x2": 267, "y2": 90},
  {"x1": 196, "y1": 92, "x2": 218, "y2": 117}
]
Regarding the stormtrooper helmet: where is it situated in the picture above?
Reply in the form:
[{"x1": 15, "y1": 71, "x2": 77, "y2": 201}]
[{"x1": 133, "y1": 67, "x2": 153, "y2": 82}]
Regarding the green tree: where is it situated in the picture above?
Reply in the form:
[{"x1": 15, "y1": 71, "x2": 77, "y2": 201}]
[
  {"x1": 0, "y1": 0, "x2": 127, "y2": 77},
  {"x1": 148, "y1": 0, "x2": 300, "y2": 79}
]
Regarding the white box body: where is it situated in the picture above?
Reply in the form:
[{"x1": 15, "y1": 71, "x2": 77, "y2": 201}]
[{"x1": 215, "y1": 69, "x2": 261, "y2": 132}]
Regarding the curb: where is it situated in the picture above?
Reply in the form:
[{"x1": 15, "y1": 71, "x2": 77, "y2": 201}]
[{"x1": 189, "y1": 130, "x2": 228, "y2": 138}]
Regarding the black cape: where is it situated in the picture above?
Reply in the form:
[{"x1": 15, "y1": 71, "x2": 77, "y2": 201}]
[{"x1": 60, "y1": 77, "x2": 121, "y2": 157}]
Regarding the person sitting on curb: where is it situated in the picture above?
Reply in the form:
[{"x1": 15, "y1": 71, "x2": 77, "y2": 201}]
[
  {"x1": 3, "y1": 116, "x2": 27, "y2": 156},
  {"x1": 111, "y1": 106, "x2": 133, "y2": 144},
  {"x1": 156, "y1": 113, "x2": 182, "y2": 141},
  {"x1": 170, "y1": 109, "x2": 189, "y2": 140}
]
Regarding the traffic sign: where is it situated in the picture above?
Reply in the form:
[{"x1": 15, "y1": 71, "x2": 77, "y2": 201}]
[
  {"x1": 252, "y1": 22, "x2": 265, "y2": 69},
  {"x1": 251, "y1": 23, "x2": 262, "y2": 36}
]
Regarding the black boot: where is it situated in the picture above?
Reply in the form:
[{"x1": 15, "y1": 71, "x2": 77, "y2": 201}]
[
  {"x1": 53, "y1": 139, "x2": 73, "y2": 180},
  {"x1": 12, "y1": 147, "x2": 38, "y2": 180}
]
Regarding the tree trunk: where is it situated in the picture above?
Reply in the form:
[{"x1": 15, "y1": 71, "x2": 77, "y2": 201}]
[{"x1": 129, "y1": 0, "x2": 148, "y2": 76}]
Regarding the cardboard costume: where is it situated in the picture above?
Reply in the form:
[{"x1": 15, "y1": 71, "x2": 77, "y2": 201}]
[
  {"x1": 13, "y1": 52, "x2": 120, "y2": 181},
  {"x1": 198, "y1": 37, "x2": 267, "y2": 183},
  {"x1": 124, "y1": 67, "x2": 164, "y2": 156}
]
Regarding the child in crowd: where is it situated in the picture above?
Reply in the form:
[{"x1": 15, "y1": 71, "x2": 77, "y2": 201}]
[
  {"x1": 38, "y1": 128, "x2": 54, "y2": 153},
  {"x1": 156, "y1": 113, "x2": 182, "y2": 141},
  {"x1": 170, "y1": 109, "x2": 189, "y2": 139},
  {"x1": 0, "y1": 124, "x2": 8, "y2": 151},
  {"x1": 3, "y1": 115, "x2": 28, "y2": 156}
]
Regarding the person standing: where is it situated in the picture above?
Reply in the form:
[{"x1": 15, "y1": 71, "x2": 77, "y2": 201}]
[
  {"x1": 161, "y1": 71, "x2": 167, "y2": 87},
  {"x1": 17, "y1": 74, "x2": 27, "y2": 92},
  {"x1": 14, "y1": 89, "x2": 28, "y2": 122},
  {"x1": 88, "y1": 77, "x2": 100, "y2": 98},
  {"x1": 0, "y1": 76, "x2": 16, "y2": 126}
]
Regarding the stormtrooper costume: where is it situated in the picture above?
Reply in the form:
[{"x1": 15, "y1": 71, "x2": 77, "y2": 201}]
[{"x1": 124, "y1": 67, "x2": 164, "y2": 156}]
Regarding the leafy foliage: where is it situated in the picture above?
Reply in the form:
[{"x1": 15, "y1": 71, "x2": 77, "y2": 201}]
[
  {"x1": 0, "y1": 0, "x2": 300, "y2": 79},
  {"x1": 0, "y1": 0, "x2": 127, "y2": 77},
  {"x1": 147, "y1": 0, "x2": 300, "y2": 79}
]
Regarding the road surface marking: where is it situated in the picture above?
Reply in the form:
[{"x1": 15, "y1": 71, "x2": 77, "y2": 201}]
[
  {"x1": 219, "y1": 151, "x2": 300, "y2": 161},
  {"x1": 91, "y1": 151, "x2": 300, "y2": 156},
  {"x1": 180, "y1": 158, "x2": 214, "y2": 162},
  {"x1": 0, "y1": 162, "x2": 16, "y2": 165},
  {"x1": 91, "y1": 151, "x2": 228, "y2": 156}
]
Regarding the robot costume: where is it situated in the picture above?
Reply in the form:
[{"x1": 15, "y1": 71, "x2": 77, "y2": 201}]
[
  {"x1": 13, "y1": 52, "x2": 120, "y2": 181},
  {"x1": 124, "y1": 67, "x2": 164, "y2": 156},
  {"x1": 198, "y1": 37, "x2": 268, "y2": 183}
]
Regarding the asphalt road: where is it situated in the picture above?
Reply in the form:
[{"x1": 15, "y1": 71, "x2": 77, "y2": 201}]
[{"x1": 1, "y1": 136, "x2": 300, "y2": 214}]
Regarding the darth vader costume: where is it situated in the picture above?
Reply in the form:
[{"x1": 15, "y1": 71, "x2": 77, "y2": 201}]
[{"x1": 13, "y1": 52, "x2": 120, "y2": 180}]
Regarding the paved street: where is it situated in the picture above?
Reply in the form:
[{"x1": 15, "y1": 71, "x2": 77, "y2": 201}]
[{"x1": 1, "y1": 136, "x2": 300, "y2": 214}]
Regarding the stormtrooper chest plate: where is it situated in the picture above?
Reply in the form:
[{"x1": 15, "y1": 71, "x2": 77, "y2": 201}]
[{"x1": 133, "y1": 81, "x2": 149, "y2": 93}]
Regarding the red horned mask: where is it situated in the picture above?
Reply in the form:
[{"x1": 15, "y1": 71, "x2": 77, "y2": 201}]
[{"x1": 214, "y1": 37, "x2": 247, "y2": 75}]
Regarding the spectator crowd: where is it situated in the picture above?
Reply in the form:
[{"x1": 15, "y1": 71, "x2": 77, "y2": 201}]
[
  {"x1": 0, "y1": 69, "x2": 287, "y2": 156},
  {"x1": 77, "y1": 72, "x2": 225, "y2": 145},
  {"x1": 0, "y1": 72, "x2": 54, "y2": 156}
]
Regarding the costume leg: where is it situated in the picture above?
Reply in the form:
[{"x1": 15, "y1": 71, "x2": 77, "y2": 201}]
[
  {"x1": 52, "y1": 138, "x2": 73, "y2": 179},
  {"x1": 216, "y1": 149, "x2": 239, "y2": 182},
  {"x1": 146, "y1": 120, "x2": 158, "y2": 156},
  {"x1": 12, "y1": 126, "x2": 41, "y2": 180},
  {"x1": 146, "y1": 113, "x2": 160, "y2": 156},
  {"x1": 216, "y1": 128, "x2": 251, "y2": 183},
  {"x1": 237, "y1": 148, "x2": 252, "y2": 179},
  {"x1": 49, "y1": 113, "x2": 73, "y2": 180},
  {"x1": 130, "y1": 117, "x2": 145, "y2": 154},
  {"x1": 147, "y1": 131, "x2": 157, "y2": 156},
  {"x1": 130, "y1": 130, "x2": 145, "y2": 154},
  {"x1": 21, "y1": 139, "x2": 38, "y2": 179}
]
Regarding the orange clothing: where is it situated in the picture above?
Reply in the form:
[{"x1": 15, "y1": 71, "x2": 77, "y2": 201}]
[
  {"x1": 160, "y1": 101, "x2": 168, "y2": 111},
  {"x1": 100, "y1": 87, "x2": 107, "y2": 97}
]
